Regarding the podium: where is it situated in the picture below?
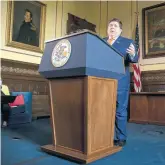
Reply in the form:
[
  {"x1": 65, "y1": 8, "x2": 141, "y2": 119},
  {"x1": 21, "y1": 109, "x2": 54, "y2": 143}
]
[{"x1": 39, "y1": 30, "x2": 125, "y2": 163}]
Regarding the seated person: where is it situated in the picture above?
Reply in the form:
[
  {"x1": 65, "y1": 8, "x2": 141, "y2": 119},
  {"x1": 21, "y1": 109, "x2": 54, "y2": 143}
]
[{"x1": 1, "y1": 79, "x2": 11, "y2": 127}]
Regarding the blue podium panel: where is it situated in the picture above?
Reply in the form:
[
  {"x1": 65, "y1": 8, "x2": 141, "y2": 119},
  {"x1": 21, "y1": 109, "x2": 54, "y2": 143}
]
[
  {"x1": 39, "y1": 31, "x2": 125, "y2": 79},
  {"x1": 39, "y1": 34, "x2": 87, "y2": 78},
  {"x1": 85, "y1": 33, "x2": 125, "y2": 79}
]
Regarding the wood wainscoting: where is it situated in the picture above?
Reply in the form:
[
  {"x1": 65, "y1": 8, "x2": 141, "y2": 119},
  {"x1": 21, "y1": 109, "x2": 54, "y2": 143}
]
[
  {"x1": 1, "y1": 60, "x2": 165, "y2": 122},
  {"x1": 129, "y1": 70, "x2": 165, "y2": 125},
  {"x1": 129, "y1": 92, "x2": 165, "y2": 125},
  {"x1": 1, "y1": 59, "x2": 50, "y2": 118}
]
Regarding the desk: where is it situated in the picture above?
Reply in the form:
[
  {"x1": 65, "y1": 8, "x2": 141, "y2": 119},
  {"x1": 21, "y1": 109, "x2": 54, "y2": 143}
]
[{"x1": 129, "y1": 92, "x2": 165, "y2": 125}]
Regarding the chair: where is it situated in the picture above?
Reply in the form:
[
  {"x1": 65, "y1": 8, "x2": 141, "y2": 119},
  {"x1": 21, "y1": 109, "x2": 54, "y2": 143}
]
[{"x1": 8, "y1": 92, "x2": 32, "y2": 125}]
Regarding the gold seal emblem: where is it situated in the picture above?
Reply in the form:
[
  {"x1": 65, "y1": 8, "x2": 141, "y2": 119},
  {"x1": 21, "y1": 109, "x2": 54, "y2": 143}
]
[{"x1": 51, "y1": 39, "x2": 71, "y2": 67}]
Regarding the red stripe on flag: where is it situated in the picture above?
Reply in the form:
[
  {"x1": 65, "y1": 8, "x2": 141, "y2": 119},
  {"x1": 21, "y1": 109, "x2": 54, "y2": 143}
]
[
  {"x1": 133, "y1": 75, "x2": 141, "y2": 87},
  {"x1": 133, "y1": 64, "x2": 140, "y2": 74}
]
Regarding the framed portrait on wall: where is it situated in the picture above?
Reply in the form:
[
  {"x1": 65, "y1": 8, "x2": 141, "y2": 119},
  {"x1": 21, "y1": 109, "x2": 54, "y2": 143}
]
[
  {"x1": 6, "y1": 1, "x2": 46, "y2": 53},
  {"x1": 142, "y1": 3, "x2": 165, "y2": 58},
  {"x1": 67, "y1": 13, "x2": 96, "y2": 34}
]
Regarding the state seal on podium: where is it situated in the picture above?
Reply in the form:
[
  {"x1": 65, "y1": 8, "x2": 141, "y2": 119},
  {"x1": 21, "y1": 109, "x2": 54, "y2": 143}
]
[{"x1": 51, "y1": 39, "x2": 71, "y2": 67}]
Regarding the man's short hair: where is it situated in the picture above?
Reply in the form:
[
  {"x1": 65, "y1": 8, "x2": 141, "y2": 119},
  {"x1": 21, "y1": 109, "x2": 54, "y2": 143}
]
[
  {"x1": 25, "y1": 9, "x2": 33, "y2": 18},
  {"x1": 108, "y1": 18, "x2": 122, "y2": 29}
]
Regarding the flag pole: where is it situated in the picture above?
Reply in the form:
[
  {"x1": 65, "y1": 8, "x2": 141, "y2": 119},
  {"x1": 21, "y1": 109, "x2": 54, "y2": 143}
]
[{"x1": 135, "y1": 0, "x2": 139, "y2": 25}]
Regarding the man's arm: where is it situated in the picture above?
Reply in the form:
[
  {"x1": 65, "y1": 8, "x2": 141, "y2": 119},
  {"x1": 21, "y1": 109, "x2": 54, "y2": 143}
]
[{"x1": 126, "y1": 40, "x2": 138, "y2": 63}]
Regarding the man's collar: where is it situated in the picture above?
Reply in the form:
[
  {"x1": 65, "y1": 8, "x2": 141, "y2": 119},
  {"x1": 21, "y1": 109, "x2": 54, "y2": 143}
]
[{"x1": 108, "y1": 35, "x2": 120, "y2": 40}]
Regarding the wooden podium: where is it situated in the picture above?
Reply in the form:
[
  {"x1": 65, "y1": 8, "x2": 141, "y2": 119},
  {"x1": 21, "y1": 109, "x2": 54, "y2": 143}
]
[{"x1": 39, "y1": 30, "x2": 125, "y2": 163}]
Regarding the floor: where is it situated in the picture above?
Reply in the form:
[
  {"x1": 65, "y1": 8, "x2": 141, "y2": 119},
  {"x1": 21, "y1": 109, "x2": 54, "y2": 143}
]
[{"x1": 1, "y1": 118, "x2": 165, "y2": 165}]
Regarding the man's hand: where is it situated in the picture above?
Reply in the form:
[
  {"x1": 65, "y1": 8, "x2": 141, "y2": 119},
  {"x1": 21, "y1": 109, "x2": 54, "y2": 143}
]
[{"x1": 126, "y1": 43, "x2": 135, "y2": 57}]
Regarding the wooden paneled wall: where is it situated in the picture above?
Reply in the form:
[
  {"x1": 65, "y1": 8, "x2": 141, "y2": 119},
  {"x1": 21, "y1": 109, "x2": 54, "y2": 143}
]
[
  {"x1": 1, "y1": 59, "x2": 165, "y2": 118},
  {"x1": 131, "y1": 70, "x2": 165, "y2": 92},
  {"x1": 1, "y1": 59, "x2": 50, "y2": 118}
]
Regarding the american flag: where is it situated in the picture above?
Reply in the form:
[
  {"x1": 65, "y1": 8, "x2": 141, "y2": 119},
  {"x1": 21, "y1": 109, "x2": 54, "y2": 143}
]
[{"x1": 132, "y1": 21, "x2": 142, "y2": 92}]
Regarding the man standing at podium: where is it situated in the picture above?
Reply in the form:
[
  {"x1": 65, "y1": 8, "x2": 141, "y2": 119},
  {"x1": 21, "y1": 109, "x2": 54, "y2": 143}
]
[{"x1": 105, "y1": 18, "x2": 138, "y2": 146}]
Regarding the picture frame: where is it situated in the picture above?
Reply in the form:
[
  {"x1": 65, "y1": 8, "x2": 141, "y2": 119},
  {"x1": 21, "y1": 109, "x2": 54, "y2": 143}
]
[
  {"x1": 6, "y1": 1, "x2": 46, "y2": 53},
  {"x1": 142, "y1": 3, "x2": 165, "y2": 58}
]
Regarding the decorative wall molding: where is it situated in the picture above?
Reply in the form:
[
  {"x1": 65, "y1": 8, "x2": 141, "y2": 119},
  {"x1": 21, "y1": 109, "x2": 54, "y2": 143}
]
[
  {"x1": 1, "y1": 59, "x2": 40, "y2": 76},
  {"x1": 131, "y1": 70, "x2": 165, "y2": 92},
  {"x1": 1, "y1": 66, "x2": 40, "y2": 75},
  {"x1": 142, "y1": 71, "x2": 165, "y2": 83},
  {"x1": 142, "y1": 75, "x2": 165, "y2": 82}
]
